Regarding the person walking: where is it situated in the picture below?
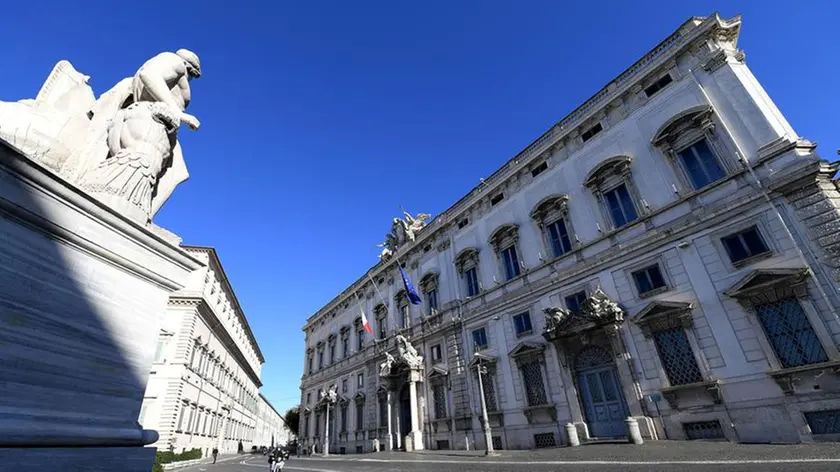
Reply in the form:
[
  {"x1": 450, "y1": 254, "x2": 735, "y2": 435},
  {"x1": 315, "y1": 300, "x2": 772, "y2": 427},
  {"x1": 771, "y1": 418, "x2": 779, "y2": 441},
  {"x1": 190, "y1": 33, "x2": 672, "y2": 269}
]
[{"x1": 212, "y1": 447, "x2": 218, "y2": 464}]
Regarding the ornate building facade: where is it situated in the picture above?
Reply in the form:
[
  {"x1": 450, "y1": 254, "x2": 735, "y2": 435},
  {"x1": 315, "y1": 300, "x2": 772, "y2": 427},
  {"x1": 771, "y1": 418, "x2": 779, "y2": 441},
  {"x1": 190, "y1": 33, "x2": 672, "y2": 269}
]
[
  {"x1": 139, "y1": 246, "x2": 268, "y2": 457},
  {"x1": 254, "y1": 393, "x2": 292, "y2": 449},
  {"x1": 298, "y1": 13, "x2": 840, "y2": 452}
]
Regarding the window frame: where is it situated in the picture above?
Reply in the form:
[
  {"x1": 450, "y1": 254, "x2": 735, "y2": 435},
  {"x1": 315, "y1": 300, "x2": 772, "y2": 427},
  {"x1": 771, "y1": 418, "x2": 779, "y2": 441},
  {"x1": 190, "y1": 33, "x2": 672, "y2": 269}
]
[
  {"x1": 430, "y1": 343, "x2": 443, "y2": 363},
  {"x1": 489, "y1": 224, "x2": 523, "y2": 282},
  {"x1": 582, "y1": 155, "x2": 646, "y2": 232},
  {"x1": 512, "y1": 311, "x2": 533, "y2": 337},
  {"x1": 719, "y1": 224, "x2": 773, "y2": 268},
  {"x1": 529, "y1": 194, "x2": 578, "y2": 261},
  {"x1": 628, "y1": 261, "x2": 670, "y2": 299},
  {"x1": 455, "y1": 248, "x2": 481, "y2": 298},
  {"x1": 471, "y1": 326, "x2": 489, "y2": 351}
]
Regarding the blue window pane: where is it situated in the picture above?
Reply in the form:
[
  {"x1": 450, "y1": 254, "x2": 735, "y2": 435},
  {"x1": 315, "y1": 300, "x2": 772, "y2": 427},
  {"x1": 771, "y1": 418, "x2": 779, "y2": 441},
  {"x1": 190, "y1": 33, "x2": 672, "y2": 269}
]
[
  {"x1": 565, "y1": 291, "x2": 587, "y2": 313},
  {"x1": 548, "y1": 220, "x2": 572, "y2": 257},
  {"x1": 514, "y1": 313, "x2": 532, "y2": 334},
  {"x1": 755, "y1": 298, "x2": 828, "y2": 368},
  {"x1": 472, "y1": 328, "x2": 488, "y2": 350},
  {"x1": 652, "y1": 328, "x2": 704, "y2": 386},
  {"x1": 604, "y1": 184, "x2": 638, "y2": 227},
  {"x1": 722, "y1": 227, "x2": 769, "y2": 263},
  {"x1": 678, "y1": 139, "x2": 725, "y2": 190},
  {"x1": 466, "y1": 268, "x2": 480, "y2": 297},
  {"x1": 503, "y1": 246, "x2": 520, "y2": 279}
]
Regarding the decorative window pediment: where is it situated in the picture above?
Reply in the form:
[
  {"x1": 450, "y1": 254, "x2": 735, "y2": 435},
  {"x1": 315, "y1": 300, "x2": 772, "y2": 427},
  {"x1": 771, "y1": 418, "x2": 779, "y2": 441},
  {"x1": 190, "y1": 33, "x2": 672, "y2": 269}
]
[
  {"x1": 455, "y1": 247, "x2": 480, "y2": 273},
  {"x1": 583, "y1": 155, "x2": 633, "y2": 189},
  {"x1": 376, "y1": 384, "x2": 388, "y2": 398},
  {"x1": 316, "y1": 340, "x2": 325, "y2": 349},
  {"x1": 419, "y1": 271, "x2": 439, "y2": 292},
  {"x1": 373, "y1": 303, "x2": 388, "y2": 317},
  {"x1": 723, "y1": 268, "x2": 809, "y2": 303},
  {"x1": 339, "y1": 325, "x2": 351, "y2": 338},
  {"x1": 337, "y1": 395, "x2": 349, "y2": 406},
  {"x1": 632, "y1": 300, "x2": 694, "y2": 337},
  {"x1": 327, "y1": 333, "x2": 337, "y2": 342},
  {"x1": 353, "y1": 316, "x2": 363, "y2": 328},
  {"x1": 652, "y1": 105, "x2": 714, "y2": 147},
  {"x1": 529, "y1": 194, "x2": 570, "y2": 225},
  {"x1": 489, "y1": 224, "x2": 519, "y2": 251},
  {"x1": 394, "y1": 289, "x2": 407, "y2": 306},
  {"x1": 468, "y1": 352, "x2": 497, "y2": 368},
  {"x1": 353, "y1": 392, "x2": 366, "y2": 404},
  {"x1": 428, "y1": 365, "x2": 449, "y2": 380},
  {"x1": 508, "y1": 341, "x2": 546, "y2": 364}
]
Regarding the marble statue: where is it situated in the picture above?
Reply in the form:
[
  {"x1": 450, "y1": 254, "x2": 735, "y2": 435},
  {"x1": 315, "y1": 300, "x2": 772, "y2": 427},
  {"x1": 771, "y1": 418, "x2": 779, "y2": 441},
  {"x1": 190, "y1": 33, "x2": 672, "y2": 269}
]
[
  {"x1": 396, "y1": 334, "x2": 423, "y2": 368},
  {"x1": 0, "y1": 49, "x2": 201, "y2": 224},
  {"x1": 379, "y1": 352, "x2": 396, "y2": 377},
  {"x1": 580, "y1": 288, "x2": 624, "y2": 323},
  {"x1": 322, "y1": 385, "x2": 338, "y2": 403},
  {"x1": 376, "y1": 211, "x2": 431, "y2": 260},
  {"x1": 400, "y1": 211, "x2": 431, "y2": 242},
  {"x1": 543, "y1": 306, "x2": 572, "y2": 334}
]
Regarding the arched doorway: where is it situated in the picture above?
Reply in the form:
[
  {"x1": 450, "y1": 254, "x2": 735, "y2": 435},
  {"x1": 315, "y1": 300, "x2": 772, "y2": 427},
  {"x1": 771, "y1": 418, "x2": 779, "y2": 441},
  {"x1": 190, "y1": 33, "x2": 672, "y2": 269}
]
[
  {"x1": 574, "y1": 345, "x2": 628, "y2": 438},
  {"x1": 399, "y1": 383, "x2": 412, "y2": 447}
]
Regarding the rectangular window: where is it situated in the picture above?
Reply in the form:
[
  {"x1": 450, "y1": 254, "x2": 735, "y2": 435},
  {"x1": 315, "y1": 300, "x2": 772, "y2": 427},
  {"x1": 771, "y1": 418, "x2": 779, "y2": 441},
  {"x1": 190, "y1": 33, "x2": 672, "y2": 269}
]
[
  {"x1": 513, "y1": 312, "x2": 532, "y2": 336},
  {"x1": 430, "y1": 344, "x2": 442, "y2": 362},
  {"x1": 547, "y1": 219, "x2": 572, "y2": 258},
  {"x1": 341, "y1": 405, "x2": 348, "y2": 433},
  {"x1": 632, "y1": 264, "x2": 667, "y2": 295},
  {"x1": 357, "y1": 373, "x2": 364, "y2": 388},
  {"x1": 378, "y1": 398, "x2": 387, "y2": 427},
  {"x1": 304, "y1": 414, "x2": 310, "y2": 437},
  {"x1": 531, "y1": 161, "x2": 548, "y2": 177},
  {"x1": 755, "y1": 298, "x2": 828, "y2": 368},
  {"x1": 427, "y1": 289, "x2": 439, "y2": 313},
  {"x1": 186, "y1": 406, "x2": 195, "y2": 434},
  {"x1": 342, "y1": 379, "x2": 348, "y2": 393},
  {"x1": 314, "y1": 413, "x2": 320, "y2": 436},
  {"x1": 501, "y1": 246, "x2": 521, "y2": 280},
  {"x1": 458, "y1": 218, "x2": 469, "y2": 229},
  {"x1": 521, "y1": 361, "x2": 548, "y2": 406},
  {"x1": 153, "y1": 335, "x2": 170, "y2": 363},
  {"x1": 490, "y1": 193, "x2": 505, "y2": 206},
  {"x1": 176, "y1": 402, "x2": 187, "y2": 431},
  {"x1": 465, "y1": 268, "x2": 480, "y2": 297},
  {"x1": 604, "y1": 183, "x2": 638, "y2": 227},
  {"x1": 581, "y1": 122, "x2": 603, "y2": 142},
  {"x1": 355, "y1": 403, "x2": 364, "y2": 431},
  {"x1": 565, "y1": 291, "x2": 587, "y2": 313},
  {"x1": 433, "y1": 384, "x2": 448, "y2": 419},
  {"x1": 481, "y1": 370, "x2": 498, "y2": 412},
  {"x1": 401, "y1": 304, "x2": 410, "y2": 329},
  {"x1": 318, "y1": 349, "x2": 324, "y2": 369},
  {"x1": 378, "y1": 316, "x2": 387, "y2": 339},
  {"x1": 329, "y1": 343, "x2": 336, "y2": 364},
  {"x1": 678, "y1": 139, "x2": 725, "y2": 190},
  {"x1": 644, "y1": 74, "x2": 673, "y2": 97},
  {"x1": 306, "y1": 392, "x2": 312, "y2": 405},
  {"x1": 342, "y1": 337, "x2": 349, "y2": 358},
  {"x1": 357, "y1": 329, "x2": 364, "y2": 351},
  {"x1": 472, "y1": 328, "x2": 488, "y2": 350},
  {"x1": 721, "y1": 226, "x2": 770, "y2": 264},
  {"x1": 652, "y1": 328, "x2": 704, "y2": 386}
]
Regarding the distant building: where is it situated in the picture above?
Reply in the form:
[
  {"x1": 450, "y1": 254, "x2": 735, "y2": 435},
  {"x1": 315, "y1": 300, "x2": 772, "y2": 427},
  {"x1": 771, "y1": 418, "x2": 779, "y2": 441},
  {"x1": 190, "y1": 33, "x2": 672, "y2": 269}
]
[
  {"x1": 255, "y1": 393, "x2": 291, "y2": 448},
  {"x1": 139, "y1": 245, "x2": 270, "y2": 457},
  {"x1": 298, "y1": 13, "x2": 840, "y2": 452}
]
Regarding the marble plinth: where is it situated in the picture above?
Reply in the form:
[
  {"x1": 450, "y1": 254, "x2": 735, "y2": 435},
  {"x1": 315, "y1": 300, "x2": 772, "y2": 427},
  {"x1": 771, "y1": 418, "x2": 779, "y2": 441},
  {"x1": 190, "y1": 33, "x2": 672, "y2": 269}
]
[{"x1": 0, "y1": 141, "x2": 202, "y2": 469}]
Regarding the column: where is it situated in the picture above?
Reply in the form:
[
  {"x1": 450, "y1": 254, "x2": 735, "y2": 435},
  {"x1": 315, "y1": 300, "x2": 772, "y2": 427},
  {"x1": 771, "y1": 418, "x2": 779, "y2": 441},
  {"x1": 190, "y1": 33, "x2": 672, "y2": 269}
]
[
  {"x1": 323, "y1": 405, "x2": 330, "y2": 456},
  {"x1": 385, "y1": 391, "x2": 393, "y2": 451},
  {"x1": 407, "y1": 370, "x2": 424, "y2": 450}
]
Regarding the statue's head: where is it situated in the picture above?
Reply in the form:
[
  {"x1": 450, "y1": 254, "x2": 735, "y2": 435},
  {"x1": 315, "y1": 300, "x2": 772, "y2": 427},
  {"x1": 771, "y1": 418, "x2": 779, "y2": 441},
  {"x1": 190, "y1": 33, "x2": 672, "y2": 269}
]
[{"x1": 176, "y1": 49, "x2": 202, "y2": 79}]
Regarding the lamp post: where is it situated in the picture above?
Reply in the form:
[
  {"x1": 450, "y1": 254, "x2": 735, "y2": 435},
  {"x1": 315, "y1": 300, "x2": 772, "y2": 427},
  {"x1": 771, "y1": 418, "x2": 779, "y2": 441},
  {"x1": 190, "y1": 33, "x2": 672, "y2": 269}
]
[
  {"x1": 474, "y1": 352, "x2": 497, "y2": 456},
  {"x1": 321, "y1": 386, "x2": 337, "y2": 457}
]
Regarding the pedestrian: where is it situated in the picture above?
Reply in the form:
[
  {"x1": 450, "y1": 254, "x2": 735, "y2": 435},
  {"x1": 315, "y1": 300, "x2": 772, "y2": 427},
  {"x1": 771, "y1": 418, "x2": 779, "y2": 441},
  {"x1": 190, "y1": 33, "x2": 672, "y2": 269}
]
[{"x1": 212, "y1": 447, "x2": 218, "y2": 464}]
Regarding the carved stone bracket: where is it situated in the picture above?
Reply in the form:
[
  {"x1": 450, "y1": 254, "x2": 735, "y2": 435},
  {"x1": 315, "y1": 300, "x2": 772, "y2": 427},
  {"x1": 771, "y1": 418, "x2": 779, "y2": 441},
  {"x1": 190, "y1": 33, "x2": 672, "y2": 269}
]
[
  {"x1": 660, "y1": 379, "x2": 722, "y2": 409},
  {"x1": 632, "y1": 300, "x2": 694, "y2": 337},
  {"x1": 767, "y1": 360, "x2": 840, "y2": 396},
  {"x1": 523, "y1": 404, "x2": 557, "y2": 424},
  {"x1": 542, "y1": 288, "x2": 625, "y2": 341}
]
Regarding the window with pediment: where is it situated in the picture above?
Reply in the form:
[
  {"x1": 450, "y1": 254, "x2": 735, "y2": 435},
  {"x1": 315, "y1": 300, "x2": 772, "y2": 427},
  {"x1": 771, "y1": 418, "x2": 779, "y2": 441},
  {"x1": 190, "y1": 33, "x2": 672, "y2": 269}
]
[
  {"x1": 317, "y1": 341, "x2": 325, "y2": 370},
  {"x1": 428, "y1": 366, "x2": 449, "y2": 420},
  {"x1": 353, "y1": 316, "x2": 365, "y2": 351},
  {"x1": 470, "y1": 354, "x2": 499, "y2": 413},
  {"x1": 327, "y1": 334, "x2": 337, "y2": 365},
  {"x1": 394, "y1": 289, "x2": 410, "y2": 329},
  {"x1": 455, "y1": 248, "x2": 481, "y2": 298},
  {"x1": 489, "y1": 224, "x2": 522, "y2": 281},
  {"x1": 354, "y1": 393, "x2": 365, "y2": 431},
  {"x1": 652, "y1": 105, "x2": 737, "y2": 193},
  {"x1": 374, "y1": 303, "x2": 388, "y2": 339},
  {"x1": 419, "y1": 271, "x2": 439, "y2": 316},
  {"x1": 583, "y1": 155, "x2": 645, "y2": 231},
  {"x1": 530, "y1": 194, "x2": 576, "y2": 259},
  {"x1": 633, "y1": 301, "x2": 706, "y2": 389},
  {"x1": 509, "y1": 343, "x2": 549, "y2": 407},
  {"x1": 339, "y1": 326, "x2": 351, "y2": 358}
]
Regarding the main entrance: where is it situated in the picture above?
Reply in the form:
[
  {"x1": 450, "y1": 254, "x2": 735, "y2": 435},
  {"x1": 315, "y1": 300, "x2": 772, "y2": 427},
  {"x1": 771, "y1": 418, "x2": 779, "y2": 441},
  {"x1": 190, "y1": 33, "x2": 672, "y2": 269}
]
[
  {"x1": 399, "y1": 383, "x2": 412, "y2": 447},
  {"x1": 575, "y1": 345, "x2": 628, "y2": 438}
]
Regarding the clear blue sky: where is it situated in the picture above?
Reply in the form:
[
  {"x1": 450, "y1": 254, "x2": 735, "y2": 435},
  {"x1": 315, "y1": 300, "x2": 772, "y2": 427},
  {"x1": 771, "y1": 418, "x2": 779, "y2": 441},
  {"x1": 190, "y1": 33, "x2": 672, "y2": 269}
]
[{"x1": 2, "y1": 1, "x2": 837, "y2": 413}]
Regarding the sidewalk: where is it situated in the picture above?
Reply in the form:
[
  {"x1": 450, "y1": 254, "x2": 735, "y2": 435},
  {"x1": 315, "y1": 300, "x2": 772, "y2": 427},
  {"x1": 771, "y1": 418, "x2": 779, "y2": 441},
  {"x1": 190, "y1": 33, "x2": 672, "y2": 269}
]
[{"x1": 303, "y1": 441, "x2": 840, "y2": 463}]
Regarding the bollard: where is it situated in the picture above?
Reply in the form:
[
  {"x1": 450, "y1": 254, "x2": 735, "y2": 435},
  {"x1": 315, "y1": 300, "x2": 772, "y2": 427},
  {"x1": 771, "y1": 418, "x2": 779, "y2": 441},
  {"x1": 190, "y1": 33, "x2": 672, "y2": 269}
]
[
  {"x1": 626, "y1": 417, "x2": 644, "y2": 445},
  {"x1": 565, "y1": 423, "x2": 581, "y2": 447}
]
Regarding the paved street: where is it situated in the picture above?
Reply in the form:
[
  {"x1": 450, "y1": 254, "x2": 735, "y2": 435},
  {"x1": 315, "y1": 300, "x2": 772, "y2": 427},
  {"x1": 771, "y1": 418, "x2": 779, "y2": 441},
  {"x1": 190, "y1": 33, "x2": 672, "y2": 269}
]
[{"x1": 183, "y1": 442, "x2": 840, "y2": 472}]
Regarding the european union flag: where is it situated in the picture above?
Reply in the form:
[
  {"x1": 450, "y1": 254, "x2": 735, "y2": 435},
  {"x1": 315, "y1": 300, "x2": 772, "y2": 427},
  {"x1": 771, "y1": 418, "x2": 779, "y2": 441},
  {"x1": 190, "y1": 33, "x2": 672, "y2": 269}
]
[{"x1": 399, "y1": 265, "x2": 423, "y2": 305}]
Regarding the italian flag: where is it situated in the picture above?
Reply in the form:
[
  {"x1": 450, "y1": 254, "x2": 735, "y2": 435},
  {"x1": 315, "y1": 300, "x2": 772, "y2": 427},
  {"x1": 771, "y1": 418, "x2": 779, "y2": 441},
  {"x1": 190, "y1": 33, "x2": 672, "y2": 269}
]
[{"x1": 361, "y1": 307, "x2": 373, "y2": 335}]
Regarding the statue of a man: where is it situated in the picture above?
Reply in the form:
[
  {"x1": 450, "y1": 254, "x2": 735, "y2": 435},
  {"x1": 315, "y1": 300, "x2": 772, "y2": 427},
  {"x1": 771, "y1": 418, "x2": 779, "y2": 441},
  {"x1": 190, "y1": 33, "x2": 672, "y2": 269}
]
[
  {"x1": 379, "y1": 352, "x2": 396, "y2": 377},
  {"x1": 79, "y1": 49, "x2": 201, "y2": 222}
]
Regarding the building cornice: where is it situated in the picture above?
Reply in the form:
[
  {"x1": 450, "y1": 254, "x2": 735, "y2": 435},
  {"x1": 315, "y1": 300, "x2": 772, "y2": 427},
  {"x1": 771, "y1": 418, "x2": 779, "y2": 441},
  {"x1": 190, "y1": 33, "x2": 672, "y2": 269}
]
[
  {"x1": 183, "y1": 245, "x2": 265, "y2": 364},
  {"x1": 303, "y1": 13, "x2": 741, "y2": 329}
]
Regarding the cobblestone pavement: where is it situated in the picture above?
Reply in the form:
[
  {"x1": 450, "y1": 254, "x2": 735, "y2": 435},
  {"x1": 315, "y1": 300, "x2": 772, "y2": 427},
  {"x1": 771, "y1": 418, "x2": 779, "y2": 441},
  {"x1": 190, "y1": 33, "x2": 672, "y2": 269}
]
[{"x1": 181, "y1": 443, "x2": 840, "y2": 472}]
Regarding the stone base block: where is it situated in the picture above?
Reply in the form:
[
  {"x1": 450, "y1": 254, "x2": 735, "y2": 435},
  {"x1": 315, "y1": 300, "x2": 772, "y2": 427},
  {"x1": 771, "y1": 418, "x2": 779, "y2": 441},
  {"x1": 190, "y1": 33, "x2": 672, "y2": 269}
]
[{"x1": 0, "y1": 447, "x2": 157, "y2": 472}]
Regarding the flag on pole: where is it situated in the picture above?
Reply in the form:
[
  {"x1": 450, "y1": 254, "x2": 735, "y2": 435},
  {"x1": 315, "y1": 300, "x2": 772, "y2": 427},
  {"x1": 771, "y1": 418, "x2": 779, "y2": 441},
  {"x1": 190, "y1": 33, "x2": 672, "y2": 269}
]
[
  {"x1": 360, "y1": 306, "x2": 373, "y2": 335},
  {"x1": 399, "y1": 265, "x2": 423, "y2": 305}
]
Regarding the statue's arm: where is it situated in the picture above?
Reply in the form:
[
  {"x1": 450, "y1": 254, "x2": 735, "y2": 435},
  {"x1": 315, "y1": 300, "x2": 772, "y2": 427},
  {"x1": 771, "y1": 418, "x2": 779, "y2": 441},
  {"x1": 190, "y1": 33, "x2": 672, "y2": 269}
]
[{"x1": 137, "y1": 63, "x2": 200, "y2": 130}]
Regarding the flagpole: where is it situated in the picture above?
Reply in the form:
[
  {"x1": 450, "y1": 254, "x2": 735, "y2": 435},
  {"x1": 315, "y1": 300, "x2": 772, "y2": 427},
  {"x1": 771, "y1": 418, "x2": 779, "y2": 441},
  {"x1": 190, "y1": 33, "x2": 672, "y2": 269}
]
[{"x1": 367, "y1": 272, "x2": 396, "y2": 335}]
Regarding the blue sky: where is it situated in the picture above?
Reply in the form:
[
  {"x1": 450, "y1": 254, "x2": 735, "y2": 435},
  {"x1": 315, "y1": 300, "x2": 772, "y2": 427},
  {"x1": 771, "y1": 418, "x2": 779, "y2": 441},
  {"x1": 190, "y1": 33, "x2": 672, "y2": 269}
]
[{"x1": 2, "y1": 1, "x2": 837, "y2": 414}]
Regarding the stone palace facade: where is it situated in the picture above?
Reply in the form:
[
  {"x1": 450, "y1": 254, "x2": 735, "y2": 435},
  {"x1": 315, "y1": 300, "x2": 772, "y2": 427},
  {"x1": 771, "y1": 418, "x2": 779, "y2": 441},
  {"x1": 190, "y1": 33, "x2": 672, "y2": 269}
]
[
  {"x1": 140, "y1": 246, "x2": 284, "y2": 457},
  {"x1": 298, "y1": 13, "x2": 840, "y2": 452}
]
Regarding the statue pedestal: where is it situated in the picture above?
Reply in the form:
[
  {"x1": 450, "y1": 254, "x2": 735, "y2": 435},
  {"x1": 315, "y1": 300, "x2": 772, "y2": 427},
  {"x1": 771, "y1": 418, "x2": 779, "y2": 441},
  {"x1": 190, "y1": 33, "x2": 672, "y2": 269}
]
[{"x1": 0, "y1": 142, "x2": 201, "y2": 471}]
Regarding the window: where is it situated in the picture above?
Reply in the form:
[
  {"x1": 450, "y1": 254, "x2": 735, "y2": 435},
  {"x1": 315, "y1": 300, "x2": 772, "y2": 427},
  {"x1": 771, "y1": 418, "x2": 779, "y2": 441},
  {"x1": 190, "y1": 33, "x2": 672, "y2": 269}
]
[
  {"x1": 306, "y1": 393, "x2": 311, "y2": 405},
  {"x1": 490, "y1": 193, "x2": 505, "y2": 206},
  {"x1": 433, "y1": 384, "x2": 448, "y2": 419},
  {"x1": 357, "y1": 327, "x2": 364, "y2": 351},
  {"x1": 565, "y1": 291, "x2": 587, "y2": 313},
  {"x1": 644, "y1": 74, "x2": 673, "y2": 97},
  {"x1": 355, "y1": 403, "x2": 364, "y2": 431},
  {"x1": 458, "y1": 218, "x2": 469, "y2": 229},
  {"x1": 754, "y1": 298, "x2": 828, "y2": 369},
  {"x1": 547, "y1": 219, "x2": 572, "y2": 258},
  {"x1": 531, "y1": 161, "x2": 548, "y2": 177},
  {"x1": 581, "y1": 122, "x2": 603, "y2": 142},
  {"x1": 430, "y1": 344, "x2": 443, "y2": 363},
  {"x1": 521, "y1": 361, "x2": 548, "y2": 406},
  {"x1": 632, "y1": 265, "x2": 667, "y2": 296},
  {"x1": 342, "y1": 379, "x2": 348, "y2": 393},
  {"x1": 427, "y1": 288, "x2": 438, "y2": 313},
  {"x1": 314, "y1": 413, "x2": 320, "y2": 436},
  {"x1": 604, "y1": 184, "x2": 638, "y2": 228},
  {"x1": 400, "y1": 303, "x2": 410, "y2": 329},
  {"x1": 480, "y1": 368, "x2": 498, "y2": 412},
  {"x1": 652, "y1": 328, "x2": 703, "y2": 386},
  {"x1": 378, "y1": 398, "x2": 387, "y2": 427},
  {"x1": 340, "y1": 405, "x2": 348, "y2": 433},
  {"x1": 465, "y1": 268, "x2": 480, "y2": 297},
  {"x1": 722, "y1": 226, "x2": 770, "y2": 264},
  {"x1": 377, "y1": 314, "x2": 387, "y2": 339},
  {"x1": 318, "y1": 346, "x2": 325, "y2": 369},
  {"x1": 176, "y1": 401, "x2": 188, "y2": 431},
  {"x1": 501, "y1": 246, "x2": 521, "y2": 280},
  {"x1": 329, "y1": 338, "x2": 336, "y2": 364},
  {"x1": 677, "y1": 139, "x2": 725, "y2": 190},
  {"x1": 513, "y1": 312, "x2": 532, "y2": 336},
  {"x1": 472, "y1": 328, "x2": 488, "y2": 351},
  {"x1": 357, "y1": 373, "x2": 364, "y2": 388},
  {"x1": 153, "y1": 334, "x2": 171, "y2": 363}
]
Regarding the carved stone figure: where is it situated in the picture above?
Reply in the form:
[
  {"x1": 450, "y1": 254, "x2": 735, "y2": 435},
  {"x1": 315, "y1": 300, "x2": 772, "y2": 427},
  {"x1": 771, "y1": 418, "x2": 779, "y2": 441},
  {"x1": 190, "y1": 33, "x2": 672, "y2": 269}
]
[
  {"x1": 396, "y1": 334, "x2": 423, "y2": 368},
  {"x1": 322, "y1": 385, "x2": 338, "y2": 403},
  {"x1": 379, "y1": 352, "x2": 396, "y2": 377},
  {"x1": 376, "y1": 211, "x2": 432, "y2": 261},
  {"x1": 543, "y1": 306, "x2": 573, "y2": 335},
  {"x1": 580, "y1": 288, "x2": 624, "y2": 323},
  {"x1": 401, "y1": 211, "x2": 431, "y2": 242},
  {"x1": 0, "y1": 49, "x2": 201, "y2": 224}
]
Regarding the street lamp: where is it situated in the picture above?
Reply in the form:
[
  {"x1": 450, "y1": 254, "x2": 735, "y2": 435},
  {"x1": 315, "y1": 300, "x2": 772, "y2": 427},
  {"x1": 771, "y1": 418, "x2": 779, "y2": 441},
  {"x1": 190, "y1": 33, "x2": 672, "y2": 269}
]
[
  {"x1": 321, "y1": 386, "x2": 337, "y2": 457},
  {"x1": 474, "y1": 352, "x2": 497, "y2": 456}
]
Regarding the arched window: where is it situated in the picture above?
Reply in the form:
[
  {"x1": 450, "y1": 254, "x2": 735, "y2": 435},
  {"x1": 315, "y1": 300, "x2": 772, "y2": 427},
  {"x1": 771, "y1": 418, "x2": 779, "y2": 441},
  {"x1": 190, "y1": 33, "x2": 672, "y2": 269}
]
[
  {"x1": 583, "y1": 155, "x2": 644, "y2": 231},
  {"x1": 489, "y1": 224, "x2": 522, "y2": 281},
  {"x1": 652, "y1": 105, "x2": 736, "y2": 192},
  {"x1": 454, "y1": 248, "x2": 481, "y2": 298},
  {"x1": 530, "y1": 194, "x2": 576, "y2": 259},
  {"x1": 419, "y1": 271, "x2": 440, "y2": 315}
]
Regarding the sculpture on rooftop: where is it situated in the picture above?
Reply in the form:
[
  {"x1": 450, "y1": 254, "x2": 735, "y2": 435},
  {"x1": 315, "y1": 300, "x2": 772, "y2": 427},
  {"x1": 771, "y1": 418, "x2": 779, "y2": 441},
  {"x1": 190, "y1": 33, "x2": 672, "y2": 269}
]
[
  {"x1": 396, "y1": 334, "x2": 423, "y2": 368},
  {"x1": 376, "y1": 211, "x2": 432, "y2": 261}
]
